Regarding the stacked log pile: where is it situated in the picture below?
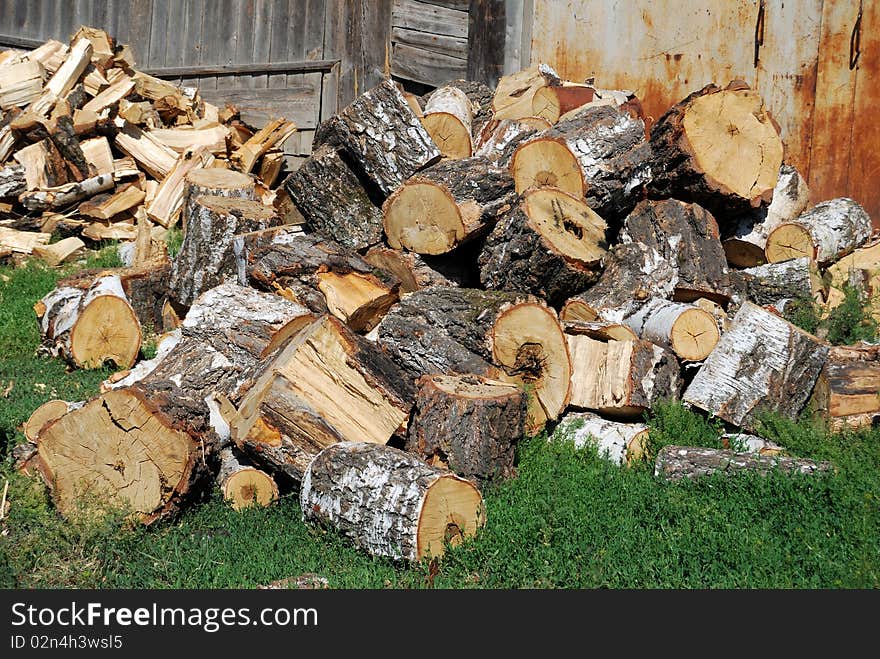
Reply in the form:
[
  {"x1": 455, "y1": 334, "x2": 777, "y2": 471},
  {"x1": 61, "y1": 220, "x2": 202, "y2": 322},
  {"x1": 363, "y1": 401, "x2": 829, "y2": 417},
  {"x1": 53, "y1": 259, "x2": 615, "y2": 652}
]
[{"x1": 14, "y1": 37, "x2": 874, "y2": 561}]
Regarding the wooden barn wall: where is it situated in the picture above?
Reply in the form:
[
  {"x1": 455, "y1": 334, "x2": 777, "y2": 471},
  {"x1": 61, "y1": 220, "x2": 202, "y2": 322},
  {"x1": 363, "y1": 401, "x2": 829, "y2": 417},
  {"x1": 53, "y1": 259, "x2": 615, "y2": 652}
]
[
  {"x1": 391, "y1": 0, "x2": 468, "y2": 86},
  {"x1": 523, "y1": 0, "x2": 880, "y2": 224}
]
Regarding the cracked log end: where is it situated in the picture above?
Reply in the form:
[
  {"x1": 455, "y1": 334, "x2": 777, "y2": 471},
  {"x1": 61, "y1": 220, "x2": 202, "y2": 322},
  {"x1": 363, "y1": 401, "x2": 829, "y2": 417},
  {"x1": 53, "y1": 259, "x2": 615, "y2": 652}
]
[
  {"x1": 764, "y1": 222, "x2": 815, "y2": 263},
  {"x1": 669, "y1": 307, "x2": 720, "y2": 362},
  {"x1": 69, "y1": 293, "x2": 142, "y2": 369},
  {"x1": 421, "y1": 112, "x2": 472, "y2": 160},
  {"x1": 221, "y1": 468, "x2": 278, "y2": 510},
  {"x1": 510, "y1": 137, "x2": 583, "y2": 196}
]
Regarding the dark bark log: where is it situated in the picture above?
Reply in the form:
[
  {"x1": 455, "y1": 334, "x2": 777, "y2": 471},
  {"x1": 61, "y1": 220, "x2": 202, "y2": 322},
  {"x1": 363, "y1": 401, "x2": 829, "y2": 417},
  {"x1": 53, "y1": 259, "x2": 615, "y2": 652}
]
[
  {"x1": 809, "y1": 344, "x2": 880, "y2": 431},
  {"x1": 181, "y1": 168, "x2": 256, "y2": 232},
  {"x1": 0, "y1": 164, "x2": 25, "y2": 197},
  {"x1": 654, "y1": 445, "x2": 833, "y2": 482},
  {"x1": 729, "y1": 257, "x2": 817, "y2": 307}
]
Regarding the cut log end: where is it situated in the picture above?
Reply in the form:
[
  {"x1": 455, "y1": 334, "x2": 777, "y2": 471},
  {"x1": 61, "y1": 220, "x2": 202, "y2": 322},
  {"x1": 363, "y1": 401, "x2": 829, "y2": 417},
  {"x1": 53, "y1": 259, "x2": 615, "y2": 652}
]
[
  {"x1": 417, "y1": 475, "x2": 484, "y2": 560},
  {"x1": 384, "y1": 180, "x2": 462, "y2": 254},
  {"x1": 670, "y1": 307, "x2": 720, "y2": 362},
  {"x1": 523, "y1": 187, "x2": 606, "y2": 266},
  {"x1": 186, "y1": 167, "x2": 254, "y2": 191},
  {"x1": 69, "y1": 294, "x2": 142, "y2": 369},
  {"x1": 421, "y1": 112, "x2": 472, "y2": 160},
  {"x1": 510, "y1": 137, "x2": 583, "y2": 195},
  {"x1": 764, "y1": 222, "x2": 815, "y2": 263},
  {"x1": 24, "y1": 399, "x2": 75, "y2": 442},
  {"x1": 221, "y1": 468, "x2": 279, "y2": 510}
]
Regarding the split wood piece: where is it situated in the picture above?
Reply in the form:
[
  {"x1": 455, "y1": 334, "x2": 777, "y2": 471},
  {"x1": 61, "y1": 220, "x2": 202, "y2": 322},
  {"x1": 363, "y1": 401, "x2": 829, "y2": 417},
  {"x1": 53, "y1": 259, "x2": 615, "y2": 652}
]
[
  {"x1": 0, "y1": 164, "x2": 25, "y2": 197},
  {"x1": 510, "y1": 104, "x2": 652, "y2": 221},
  {"x1": 376, "y1": 287, "x2": 571, "y2": 433},
  {"x1": 566, "y1": 334, "x2": 681, "y2": 417},
  {"x1": 314, "y1": 79, "x2": 441, "y2": 196},
  {"x1": 168, "y1": 196, "x2": 279, "y2": 308},
  {"x1": 721, "y1": 433, "x2": 785, "y2": 456},
  {"x1": 35, "y1": 273, "x2": 142, "y2": 369},
  {"x1": 555, "y1": 412, "x2": 648, "y2": 466},
  {"x1": 0, "y1": 227, "x2": 51, "y2": 254},
  {"x1": 82, "y1": 221, "x2": 137, "y2": 241},
  {"x1": 765, "y1": 198, "x2": 872, "y2": 266},
  {"x1": 478, "y1": 187, "x2": 606, "y2": 306},
  {"x1": 363, "y1": 246, "x2": 460, "y2": 293},
  {"x1": 241, "y1": 229, "x2": 400, "y2": 332},
  {"x1": 182, "y1": 167, "x2": 256, "y2": 232},
  {"x1": 561, "y1": 242, "x2": 678, "y2": 323},
  {"x1": 823, "y1": 241, "x2": 880, "y2": 321},
  {"x1": 683, "y1": 302, "x2": 829, "y2": 431},
  {"x1": 730, "y1": 257, "x2": 821, "y2": 307},
  {"x1": 383, "y1": 154, "x2": 515, "y2": 255},
  {"x1": 79, "y1": 137, "x2": 115, "y2": 176},
  {"x1": 809, "y1": 344, "x2": 880, "y2": 431},
  {"x1": 623, "y1": 298, "x2": 719, "y2": 362},
  {"x1": 620, "y1": 199, "x2": 731, "y2": 303},
  {"x1": 301, "y1": 442, "x2": 485, "y2": 562},
  {"x1": 79, "y1": 183, "x2": 146, "y2": 220},
  {"x1": 14, "y1": 139, "x2": 67, "y2": 190},
  {"x1": 283, "y1": 144, "x2": 384, "y2": 251},
  {"x1": 80, "y1": 75, "x2": 134, "y2": 114},
  {"x1": 118, "y1": 98, "x2": 161, "y2": 127},
  {"x1": 23, "y1": 399, "x2": 84, "y2": 442},
  {"x1": 492, "y1": 63, "x2": 561, "y2": 120},
  {"x1": 723, "y1": 165, "x2": 810, "y2": 267},
  {"x1": 531, "y1": 82, "x2": 596, "y2": 124},
  {"x1": 0, "y1": 124, "x2": 16, "y2": 162},
  {"x1": 232, "y1": 315, "x2": 415, "y2": 482},
  {"x1": 421, "y1": 86, "x2": 473, "y2": 159},
  {"x1": 131, "y1": 72, "x2": 194, "y2": 117},
  {"x1": 649, "y1": 81, "x2": 783, "y2": 218},
  {"x1": 31, "y1": 237, "x2": 84, "y2": 267},
  {"x1": 27, "y1": 38, "x2": 92, "y2": 116},
  {"x1": 217, "y1": 447, "x2": 279, "y2": 511},
  {"x1": 45, "y1": 109, "x2": 90, "y2": 182},
  {"x1": 406, "y1": 374, "x2": 525, "y2": 483},
  {"x1": 654, "y1": 445, "x2": 833, "y2": 482},
  {"x1": 149, "y1": 125, "x2": 230, "y2": 155},
  {"x1": 474, "y1": 118, "x2": 541, "y2": 166},
  {"x1": 114, "y1": 121, "x2": 179, "y2": 180},
  {"x1": 259, "y1": 150, "x2": 284, "y2": 187},
  {"x1": 19, "y1": 173, "x2": 115, "y2": 211},
  {"x1": 0, "y1": 60, "x2": 45, "y2": 109},
  {"x1": 14, "y1": 39, "x2": 68, "y2": 73},
  {"x1": 146, "y1": 146, "x2": 215, "y2": 227},
  {"x1": 71, "y1": 26, "x2": 115, "y2": 66},
  {"x1": 561, "y1": 320, "x2": 638, "y2": 342},
  {"x1": 232, "y1": 118, "x2": 296, "y2": 173}
]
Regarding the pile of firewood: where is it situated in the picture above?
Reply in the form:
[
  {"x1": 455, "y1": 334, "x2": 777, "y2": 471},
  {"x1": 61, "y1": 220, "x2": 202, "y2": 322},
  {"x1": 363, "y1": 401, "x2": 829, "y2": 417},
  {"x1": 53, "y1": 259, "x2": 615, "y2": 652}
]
[
  {"x1": 15, "y1": 41, "x2": 876, "y2": 561},
  {"x1": 0, "y1": 27, "x2": 296, "y2": 267}
]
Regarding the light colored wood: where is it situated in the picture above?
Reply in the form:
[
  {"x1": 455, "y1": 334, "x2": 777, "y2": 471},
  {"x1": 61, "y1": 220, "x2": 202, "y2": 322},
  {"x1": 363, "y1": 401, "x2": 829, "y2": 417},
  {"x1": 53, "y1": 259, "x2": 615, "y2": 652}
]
[
  {"x1": 555, "y1": 412, "x2": 648, "y2": 466},
  {"x1": 258, "y1": 150, "x2": 284, "y2": 187},
  {"x1": 0, "y1": 60, "x2": 45, "y2": 109},
  {"x1": 0, "y1": 227, "x2": 51, "y2": 254},
  {"x1": 112, "y1": 157, "x2": 140, "y2": 181},
  {"x1": 71, "y1": 26, "x2": 115, "y2": 66},
  {"x1": 81, "y1": 75, "x2": 134, "y2": 114},
  {"x1": 421, "y1": 86, "x2": 472, "y2": 159},
  {"x1": 824, "y1": 241, "x2": 880, "y2": 322},
  {"x1": 218, "y1": 448, "x2": 279, "y2": 510},
  {"x1": 79, "y1": 184, "x2": 146, "y2": 220},
  {"x1": 510, "y1": 137, "x2": 583, "y2": 195},
  {"x1": 24, "y1": 400, "x2": 83, "y2": 443},
  {"x1": 19, "y1": 174, "x2": 115, "y2": 212},
  {"x1": 561, "y1": 320, "x2": 638, "y2": 342},
  {"x1": 32, "y1": 237, "x2": 85, "y2": 267},
  {"x1": 531, "y1": 82, "x2": 595, "y2": 124},
  {"x1": 149, "y1": 125, "x2": 230, "y2": 155},
  {"x1": 13, "y1": 140, "x2": 52, "y2": 190},
  {"x1": 624, "y1": 298, "x2": 719, "y2": 362},
  {"x1": 146, "y1": 146, "x2": 215, "y2": 227},
  {"x1": 492, "y1": 63, "x2": 560, "y2": 120},
  {"x1": 28, "y1": 37, "x2": 92, "y2": 116},
  {"x1": 114, "y1": 121, "x2": 179, "y2": 180},
  {"x1": 79, "y1": 137, "x2": 115, "y2": 177},
  {"x1": 232, "y1": 118, "x2": 297, "y2": 173},
  {"x1": 315, "y1": 271, "x2": 399, "y2": 333}
]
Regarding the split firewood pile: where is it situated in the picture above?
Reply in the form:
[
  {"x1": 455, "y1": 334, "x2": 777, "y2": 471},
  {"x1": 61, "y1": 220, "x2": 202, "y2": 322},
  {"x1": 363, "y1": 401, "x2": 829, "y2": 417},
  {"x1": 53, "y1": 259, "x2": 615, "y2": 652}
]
[
  {"x1": 0, "y1": 27, "x2": 297, "y2": 267},
  {"x1": 18, "y1": 45, "x2": 879, "y2": 561}
]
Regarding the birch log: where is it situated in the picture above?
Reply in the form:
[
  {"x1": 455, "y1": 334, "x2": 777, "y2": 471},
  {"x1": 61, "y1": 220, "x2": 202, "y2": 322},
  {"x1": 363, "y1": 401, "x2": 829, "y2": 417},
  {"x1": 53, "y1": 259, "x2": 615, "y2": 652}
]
[
  {"x1": 555, "y1": 412, "x2": 649, "y2": 466},
  {"x1": 421, "y1": 86, "x2": 473, "y2": 159},
  {"x1": 623, "y1": 298, "x2": 719, "y2": 362},
  {"x1": 300, "y1": 442, "x2": 485, "y2": 561},
  {"x1": 654, "y1": 445, "x2": 833, "y2": 482},
  {"x1": 729, "y1": 257, "x2": 821, "y2": 306},
  {"x1": 181, "y1": 167, "x2": 255, "y2": 232}
]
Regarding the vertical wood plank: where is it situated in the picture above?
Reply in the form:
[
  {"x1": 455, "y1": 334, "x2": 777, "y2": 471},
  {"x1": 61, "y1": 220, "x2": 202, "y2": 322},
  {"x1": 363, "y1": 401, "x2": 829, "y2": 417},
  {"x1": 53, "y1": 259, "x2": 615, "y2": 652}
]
[
  {"x1": 267, "y1": 0, "x2": 293, "y2": 90},
  {"x1": 361, "y1": 0, "x2": 391, "y2": 89},
  {"x1": 56, "y1": 0, "x2": 74, "y2": 41},
  {"x1": 124, "y1": 0, "x2": 155, "y2": 66},
  {"x1": 467, "y1": 0, "x2": 505, "y2": 87},
  {"x1": 181, "y1": 0, "x2": 207, "y2": 88},
  {"x1": 73, "y1": 0, "x2": 93, "y2": 31},
  {"x1": 217, "y1": 0, "x2": 244, "y2": 91},
  {"x1": 324, "y1": 0, "x2": 361, "y2": 107},
  {"x1": 148, "y1": 0, "x2": 170, "y2": 70},
  {"x1": 243, "y1": 0, "x2": 272, "y2": 89}
]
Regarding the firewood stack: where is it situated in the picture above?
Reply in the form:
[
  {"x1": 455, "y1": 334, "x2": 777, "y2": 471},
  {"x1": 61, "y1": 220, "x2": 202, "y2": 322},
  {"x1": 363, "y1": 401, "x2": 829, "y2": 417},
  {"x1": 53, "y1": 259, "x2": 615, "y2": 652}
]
[{"x1": 13, "y1": 39, "x2": 878, "y2": 561}]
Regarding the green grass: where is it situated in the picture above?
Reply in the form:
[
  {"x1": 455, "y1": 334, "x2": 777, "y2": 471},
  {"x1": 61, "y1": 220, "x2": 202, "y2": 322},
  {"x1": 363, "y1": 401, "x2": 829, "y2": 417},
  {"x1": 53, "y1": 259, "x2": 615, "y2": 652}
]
[
  {"x1": 0, "y1": 255, "x2": 878, "y2": 589},
  {"x1": 785, "y1": 284, "x2": 879, "y2": 344}
]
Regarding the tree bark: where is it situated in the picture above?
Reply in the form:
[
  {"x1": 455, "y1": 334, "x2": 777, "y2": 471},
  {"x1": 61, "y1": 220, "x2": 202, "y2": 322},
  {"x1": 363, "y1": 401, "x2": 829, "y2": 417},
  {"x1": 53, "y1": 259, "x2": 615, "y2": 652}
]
[
  {"x1": 474, "y1": 118, "x2": 542, "y2": 166},
  {"x1": 0, "y1": 163, "x2": 25, "y2": 197},
  {"x1": 623, "y1": 297, "x2": 719, "y2": 362},
  {"x1": 427, "y1": 78, "x2": 494, "y2": 137},
  {"x1": 683, "y1": 302, "x2": 829, "y2": 431},
  {"x1": 730, "y1": 257, "x2": 819, "y2": 306},
  {"x1": 654, "y1": 445, "x2": 833, "y2": 482},
  {"x1": 300, "y1": 442, "x2": 485, "y2": 561},
  {"x1": 478, "y1": 187, "x2": 606, "y2": 306},
  {"x1": 405, "y1": 374, "x2": 526, "y2": 483},
  {"x1": 363, "y1": 246, "x2": 459, "y2": 293},
  {"x1": 181, "y1": 168, "x2": 256, "y2": 232},
  {"x1": 555, "y1": 412, "x2": 649, "y2": 466}
]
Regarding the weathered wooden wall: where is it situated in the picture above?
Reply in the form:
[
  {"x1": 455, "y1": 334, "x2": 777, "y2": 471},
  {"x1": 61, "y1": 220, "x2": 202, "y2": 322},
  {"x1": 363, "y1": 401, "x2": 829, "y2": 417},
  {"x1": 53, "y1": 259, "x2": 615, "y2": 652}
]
[{"x1": 391, "y1": 0, "x2": 468, "y2": 86}]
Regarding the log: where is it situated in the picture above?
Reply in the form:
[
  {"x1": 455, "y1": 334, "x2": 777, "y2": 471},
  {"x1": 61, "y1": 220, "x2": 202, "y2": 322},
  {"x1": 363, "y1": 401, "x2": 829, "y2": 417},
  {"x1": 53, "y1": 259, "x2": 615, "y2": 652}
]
[
  {"x1": 80, "y1": 137, "x2": 115, "y2": 176},
  {"x1": 27, "y1": 38, "x2": 92, "y2": 116},
  {"x1": 363, "y1": 246, "x2": 459, "y2": 293},
  {"x1": 555, "y1": 412, "x2": 648, "y2": 466},
  {"x1": 765, "y1": 198, "x2": 872, "y2": 266},
  {"x1": 31, "y1": 236, "x2": 84, "y2": 267},
  {"x1": 80, "y1": 75, "x2": 134, "y2": 114},
  {"x1": 0, "y1": 124, "x2": 15, "y2": 163},
  {"x1": 531, "y1": 81, "x2": 596, "y2": 124},
  {"x1": 565, "y1": 334, "x2": 681, "y2": 417},
  {"x1": 809, "y1": 344, "x2": 880, "y2": 431},
  {"x1": 823, "y1": 241, "x2": 880, "y2": 322},
  {"x1": 619, "y1": 199, "x2": 732, "y2": 303},
  {"x1": 0, "y1": 60, "x2": 45, "y2": 109},
  {"x1": 14, "y1": 139, "x2": 67, "y2": 190},
  {"x1": 511, "y1": 104, "x2": 651, "y2": 222},
  {"x1": 182, "y1": 168, "x2": 256, "y2": 232},
  {"x1": 623, "y1": 298, "x2": 720, "y2": 362},
  {"x1": 168, "y1": 196, "x2": 280, "y2": 308},
  {"x1": 405, "y1": 374, "x2": 526, "y2": 483},
  {"x1": 427, "y1": 79, "x2": 494, "y2": 137},
  {"x1": 376, "y1": 287, "x2": 571, "y2": 432},
  {"x1": 300, "y1": 442, "x2": 485, "y2": 561},
  {"x1": 149, "y1": 125, "x2": 230, "y2": 155},
  {"x1": 113, "y1": 121, "x2": 179, "y2": 180},
  {"x1": 231, "y1": 118, "x2": 296, "y2": 173},
  {"x1": 23, "y1": 399, "x2": 84, "y2": 442},
  {"x1": 19, "y1": 173, "x2": 115, "y2": 211},
  {"x1": 478, "y1": 187, "x2": 607, "y2": 306},
  {"x1": 561, "y1": 319, "x2": 638, "y2": 342},
  {"x1": 79, "y1": 183, "x2": 146, "y2": 220},
  {"x1": 240, "y1": 229, "x2": 400, "y2": 332},
  {"x1": 0, "y1": 227, "x2": 50, "y2": 254},
  {"x1": 383, "y1": 154, "x2": 515, "y2": 255},
  {"x1": 146, "y1": 146, "x2": 215, "y2": 227},
  {"x1": 217, "y1": 447, "x2": 279, "y2": 510},
  {"x1": 492, "y1": 63, "x2": 561, "y2": 120},
  {"x1": 283, "y1": 144, "x2": 384, "y2": 251},
  {"x1": 421, "y1": 85, "x2": 473, "y2": 159},
  {"x1": 560, "y1": 242, "x2": 678, "y2": 322},
  {"x1": 730, "y1": 257, "x2": 821, "y2": 307},
  {"x1": 648, "y1": 81, "x2": 784, "y2": 219},
  {"x1": 102, "y1": 329, "x2": 181, "y2": 392},
  {"x1": 35, "y1": 273, "x2": 142, "y2": 369},
  {"x1": 232, "y1": 315, "x2": 415, "y2": 483},
  {"x1": 474, "y1": 118, "x2": 541, "y2": 166},
  {"x1": 723, "y1": 165, "x2": 810, "y2": 267},
  {"x1": 721, "y1": 433, "x2": 785, "y2": 456},
  {"x1": 314, "y1": 79, "x2": 441, "y2": 196},
  {"x1": 0, "y1": 164, "x2": 25, "y2": 197},
  {"x1": 683, "y1": 302, "x2": 829, "y2": 431},
  {"x1": 654, "y1": 445, "x2": 833, "y2": 482}
]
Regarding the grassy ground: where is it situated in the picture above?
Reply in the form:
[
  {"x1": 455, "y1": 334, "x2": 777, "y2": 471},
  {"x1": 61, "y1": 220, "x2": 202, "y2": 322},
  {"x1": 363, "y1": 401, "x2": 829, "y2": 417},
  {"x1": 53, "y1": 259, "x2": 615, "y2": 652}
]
[{"x1": 0, "y1": 253, "x2": 878, "y2": 588}]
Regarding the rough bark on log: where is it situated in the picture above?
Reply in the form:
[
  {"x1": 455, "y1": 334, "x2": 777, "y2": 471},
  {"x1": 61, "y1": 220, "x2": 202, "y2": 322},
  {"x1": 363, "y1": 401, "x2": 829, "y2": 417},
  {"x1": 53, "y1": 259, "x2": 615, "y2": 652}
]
[
  {"x1": 314, "y1": 79, "x2": 441, "y2": 196},
  {"x1": 240, "y1": 229, "x2": 400, "y2": 332},
  {"x1": 474, "y1": 118, "x2": 541, "y2": 166},
  {"x1": 383, "y1": 155, "x2": 515, "y2": 255},
  {"x1": 623, "y1": 297, "x2": 719, "y2": 362},
  {"x1": 405, "y1": 374, "x2": 526, "y2": 483},
  {"x1": 654, "y1": 445, "x2": 833, "y2": 482},
  {"x1": 217, "y1": 447, "x2": 279, "y2": 510},
  {"x1": 300, "y1": 442, "x2": 485, "y2": 561},
  {"x1": 168, "y1": 195, "x2": 280, "y2": 308},
  {"x1": 565, "y1": 334, "x2": 681, "y2": 417},
  {"x1": 283, "y1": 144, "x2": 383, "y2": 251},
  {"x1": 809, "y1": 344, "x2": 880, "y2": 430},
  {"x1": 0, "y1": 164, "x2": 25, "y2": 197},
  {"x1": 19, "y1": 172, "x2": 114, "y2": 211},
  {"x1": 619, "y1": 199, "x2": 731, "y2": 303},
  {"x1": 478, "y1": 187, "x2": 606, "y2": 306},
  {"x1": 723, "y1": 164, "x2": 810, "y2": 267},
  {"x1": 729, "y1": 257, "x2": 819, "y2": 307},
  {"x1": 560, "y1": 242, "x2": 678, "y2": 323},
  {"x1": 721, "y1": 433, "x2": 785, "y2": 456},
  {"x1": 510, "y1": 104, "x2": 652, "y2": 222},
  {"x1": 375, "y1": 287, "x2": 571, "y2": 432},
  {"x1": 683, "y1": 302, "x2": 829, "y2": 431},
  {"x1": 421, "y1": 86, "x2": 473, "y2": 159},
  {"x1": 765, "y1": 198, "x2": 872, "y2": 266},
  {"x1": 647, "y1": 81, "x2": 783, "y2": 219},
  {"x1": 555, "y1": 412, "x2": 648, "y2": 466}
]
